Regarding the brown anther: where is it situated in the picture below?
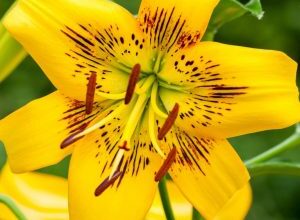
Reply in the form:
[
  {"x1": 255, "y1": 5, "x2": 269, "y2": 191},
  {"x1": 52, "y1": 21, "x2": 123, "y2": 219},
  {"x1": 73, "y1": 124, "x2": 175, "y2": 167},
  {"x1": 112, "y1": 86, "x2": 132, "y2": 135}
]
[
  {"x1": 94, "y1": 170, "x2": 123, "y2": 196},
  {"x1": 125, "y1": 63, "x2": 141, "y2": 105},
  {"x1": 119, "y1": 141, "x2": 130, "y2": 151},
  {"x1": 60, "y1": 130, "x2": 84, "y2": 149},
  {"x1": 85, "y1": 72, "x2": 97, "y2": 114},
  {"x1": 155, "y1": 147, "x2": 177, "y2": 182},
  {"x1": 158, "y1": 103, "x2": 179, "y2": 140}
]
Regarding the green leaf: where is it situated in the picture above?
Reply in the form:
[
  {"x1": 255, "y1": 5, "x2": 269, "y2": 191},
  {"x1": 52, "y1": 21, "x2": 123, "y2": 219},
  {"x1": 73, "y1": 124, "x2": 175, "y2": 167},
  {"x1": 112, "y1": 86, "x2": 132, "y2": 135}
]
[
  {"x1": 246, "y1": 0, "x2": 264, "y2": 19},
  {"x1": 203, "y1": 0, "x2": 264, "y2": 40}
]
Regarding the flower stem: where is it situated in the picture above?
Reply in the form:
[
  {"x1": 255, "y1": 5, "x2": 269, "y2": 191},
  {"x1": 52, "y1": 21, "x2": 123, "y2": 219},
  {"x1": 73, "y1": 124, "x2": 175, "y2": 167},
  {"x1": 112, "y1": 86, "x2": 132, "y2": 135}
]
[
  {"x1": 248, "y1": 162, "x2": 300, "y2": 177},
  {"x1": 158, "y1": 177, "x2": 175, "y2": 220},
  {"x1": 192, "y1": 208, "x2": 203, "y2": 220},
  {"x1": 0, "y1": 194, "x2": 27, "y2": 220},
  {"x1": 245, "y1": 132, "x2": 300, "y2": 166}
]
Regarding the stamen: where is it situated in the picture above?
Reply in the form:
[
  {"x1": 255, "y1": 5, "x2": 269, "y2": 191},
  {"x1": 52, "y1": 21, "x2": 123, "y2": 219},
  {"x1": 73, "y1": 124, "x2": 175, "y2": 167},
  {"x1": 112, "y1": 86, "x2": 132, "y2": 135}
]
[
  {"x1": 155, "y1": 147, "x2": 177, "y2": 182},
  {"x1": 60, "y1": 104, "x2": 126, "y2": 148},
  {"x1": 125, "y1": 63, "x2": 141, "y2": 104},
  {"x1": 149, "y1": 108, "x2": 166, "y2": 158},
  {"x1": 94, "y1": 170, "x2": 123, "y2": 196},
  {"x1": 86, "y1": 72, "x2": 97, "y2": 114},
  {"x1": 135, "y1": 75, "x2": 156, "y2": 94},
  {"x1": 153, "y1": 52, "x2": 163, "y2": 74},
  {"x1": 109, "y1": 149, "x2": 125, "y2": 179},
  {"x1": 151, "y1": 82, "x2": 168, "y2": 118},
  {"x1": 60, "y1": 130, "x2": 84, "y2": 149},
  {"x1": 119, "y1": 94, "x2": 148, "y2": 151},
  {"x1": 136, "y1": 78, "x2": 146, "y2": 90},
  {"x1": 96, "y1": 91, "x2": 126, "y2": 100},
  {"x1": 158, "y1": 103, "x2": 179, "y2": 140}
]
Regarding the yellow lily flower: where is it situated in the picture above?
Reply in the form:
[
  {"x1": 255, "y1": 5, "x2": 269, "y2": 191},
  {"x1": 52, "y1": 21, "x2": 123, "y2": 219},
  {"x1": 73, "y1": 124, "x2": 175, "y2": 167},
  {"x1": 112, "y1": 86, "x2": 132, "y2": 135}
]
[
  {"x1": 0, "y1": 0, "x2": 299, "y2": 219},
  {"x1": 0, "y1": 164, "x2": 68, "y2": 220},
  {"x1": 0, "y1": 164, "x2": 251, "y2": 220},
  {"x1": 147, "y1": 181, "x2": 252, "y2": 220}
]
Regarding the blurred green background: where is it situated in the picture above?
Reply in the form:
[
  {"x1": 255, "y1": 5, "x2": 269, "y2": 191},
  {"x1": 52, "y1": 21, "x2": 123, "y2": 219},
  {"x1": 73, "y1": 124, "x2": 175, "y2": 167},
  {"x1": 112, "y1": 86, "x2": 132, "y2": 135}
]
[{"x1": 0, "y1": 0, "x2": 300, "y2": 219}]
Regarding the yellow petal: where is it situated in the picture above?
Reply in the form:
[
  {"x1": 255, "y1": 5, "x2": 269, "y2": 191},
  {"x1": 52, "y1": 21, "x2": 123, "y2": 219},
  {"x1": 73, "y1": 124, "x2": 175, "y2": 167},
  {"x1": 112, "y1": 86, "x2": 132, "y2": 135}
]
[
  {"x1": 138, "y1": 0, "x2": 219, "y2": 53},
  {"x1": 146, "y1": 181, "x2": 192, "y2": 220},
  {"x1": 0, "y1": 164, "x2": 68, "y2": 220},
  {"x1": 214, "y1": 183, "x2": 252, "y2": 220},
  {"x1": 3, "y1": 0, "x2": 153, "y2": 101},
  {"x1": 68, "y1": 106, "x2": 162, "y2": 220},
  {"x1": 159, "y1": 42, "x2": 300, "y2": 138},
  {"x1": 146, "y1": 182, "x2": 252, "y2": 220},
  {"x1": 160, "y1": 126, "x2": 249, "y2": 219},
  {"x1": 0, "y1": 91, "x2": 110, "y2": 173}
]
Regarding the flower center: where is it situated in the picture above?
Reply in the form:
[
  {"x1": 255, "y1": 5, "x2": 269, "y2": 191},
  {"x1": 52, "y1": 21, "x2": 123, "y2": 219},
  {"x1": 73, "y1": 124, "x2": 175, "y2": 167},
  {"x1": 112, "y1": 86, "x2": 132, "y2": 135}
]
[{"x1": 61, "y1": 63, "x2": 180, "y2": 195}]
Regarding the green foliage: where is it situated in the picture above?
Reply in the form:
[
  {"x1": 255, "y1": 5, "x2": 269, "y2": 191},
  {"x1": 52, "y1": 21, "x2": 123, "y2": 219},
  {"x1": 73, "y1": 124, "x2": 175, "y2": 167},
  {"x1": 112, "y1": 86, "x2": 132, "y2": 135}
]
[
  {"x1": 0, "y1": 0, "x2": 300, "y2": 219},
  {"x1": 246, "y1": 0, "x2": 264, "y2": 18},
  {"x1": 203, "y1": 0, "x2": 264, "y2": 40}
]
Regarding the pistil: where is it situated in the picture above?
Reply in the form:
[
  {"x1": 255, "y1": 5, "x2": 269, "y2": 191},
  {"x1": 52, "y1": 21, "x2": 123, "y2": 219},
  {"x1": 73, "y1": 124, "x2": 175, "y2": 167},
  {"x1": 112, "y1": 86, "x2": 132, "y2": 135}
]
[
  {"x1": 96, "y1": 91, "x2": 126, "y2": 100},
  {"x1": 153, "y1": 52, "x2": 164, "y2": 74},
  {"x1": 109, "y1": 94, "x2": 149, "y2": 179},
  {"x1": 150, "y1": 82, "x2": 168, "y2": 118},
  {"x1": 119, "y1": 141, "x2": 129, "y2": 151},
  {"x1": 60, "y1": 104, "x2": 126, "y2": 148},
  {"x1": 125, "y1": 63, "x2": 141, "y2": 104},
  {"x1": 158, "y1": 103, "x2": 179, "y2": 140},
  {"x1": 86, "y1": 72, "x2": 97, "y2": 114},
  {"x1": 149, "y1": 107, "x2": 167, "y2": 158},
  {"x1": 135, "y1": 75, "x2": 156, "y2": 94},
  {"x1": 118, "y1": 94, "x2": 149, "y2": 150},
  {"x1": 155, "y1": 147, "x2": 177, "y2": 182},
  {"x1": 109, "y1": 149, "x2": 125, "y2": 179}
]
